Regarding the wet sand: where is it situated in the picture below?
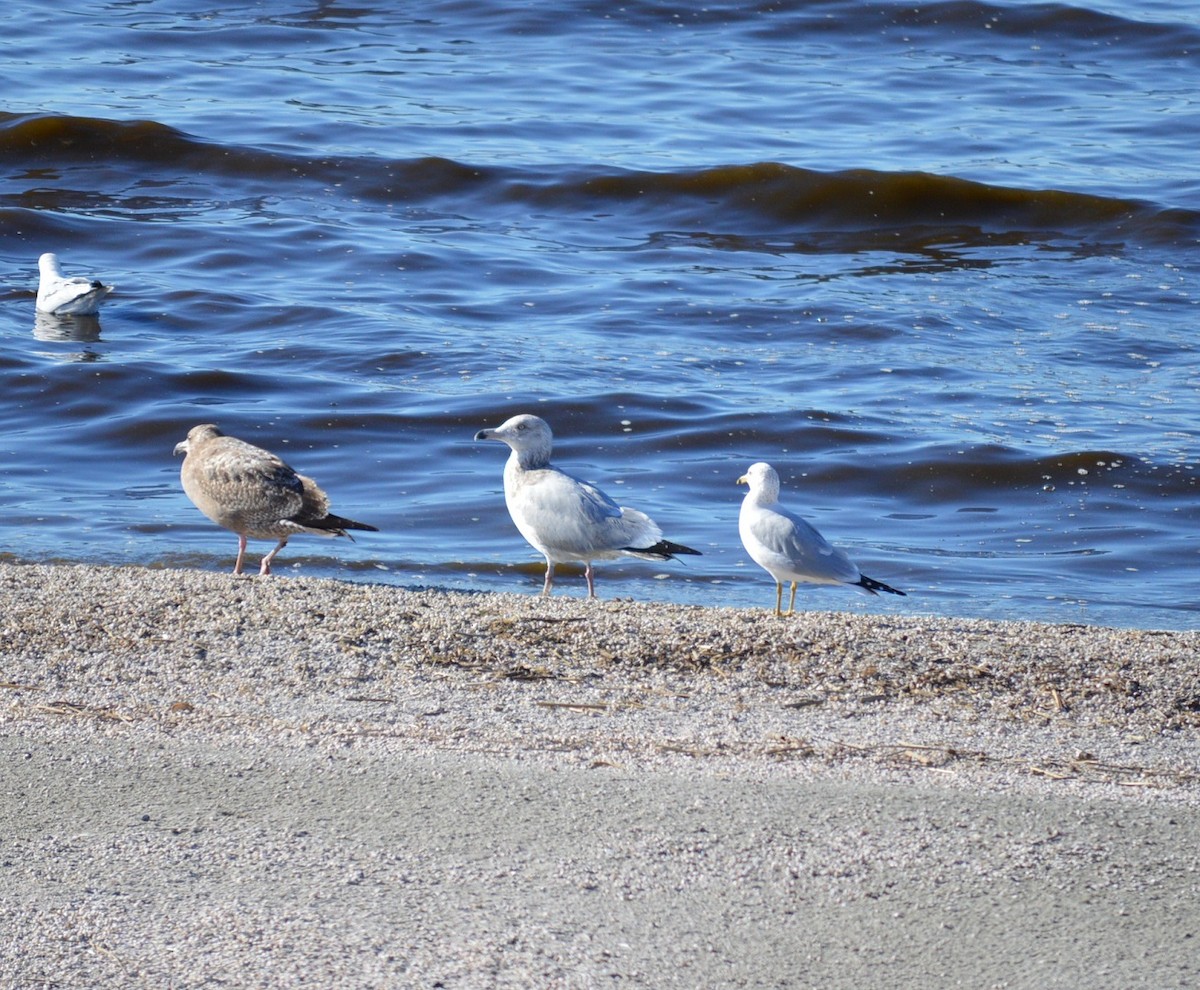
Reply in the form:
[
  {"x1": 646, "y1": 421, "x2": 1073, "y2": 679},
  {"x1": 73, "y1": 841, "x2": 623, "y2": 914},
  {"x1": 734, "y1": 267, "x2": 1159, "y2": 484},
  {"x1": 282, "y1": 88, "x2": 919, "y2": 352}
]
[{"x1": 2, "y1": 562, "x2": 1198, "y2": 988}]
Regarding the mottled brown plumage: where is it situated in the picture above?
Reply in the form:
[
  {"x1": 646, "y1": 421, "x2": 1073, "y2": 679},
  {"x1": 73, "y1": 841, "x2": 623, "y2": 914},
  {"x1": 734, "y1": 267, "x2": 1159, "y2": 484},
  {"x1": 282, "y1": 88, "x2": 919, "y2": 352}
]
[{"x1": 174, "y1": 423, "x2": 377, "y2": 576}]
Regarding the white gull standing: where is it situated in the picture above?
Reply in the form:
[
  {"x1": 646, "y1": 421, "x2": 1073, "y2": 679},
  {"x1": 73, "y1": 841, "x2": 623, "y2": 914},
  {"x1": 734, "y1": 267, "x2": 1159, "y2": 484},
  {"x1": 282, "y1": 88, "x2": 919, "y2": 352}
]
[
  {"x1": 36, "y1": 252, "x2": 114, "y2": 316},
  {"x1": 174, "y1": 423, "x2": 378, "y2": 576},
  {"x1": 738, "y1": 461, "x2": 905, "y2": 615},
  {"x1": 475, "y1": 414, "x2": 701, "y2": 597}
]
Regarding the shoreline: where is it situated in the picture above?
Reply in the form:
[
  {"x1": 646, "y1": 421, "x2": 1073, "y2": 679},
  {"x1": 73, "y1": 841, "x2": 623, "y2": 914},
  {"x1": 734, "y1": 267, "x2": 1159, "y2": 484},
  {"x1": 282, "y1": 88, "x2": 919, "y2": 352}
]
[
  {"x1": 4, "y1": 562, "x2": 1199, "y2": 987},
  {"x1": 3, "y1": 560, "x2": 1196, "y2": 787}
]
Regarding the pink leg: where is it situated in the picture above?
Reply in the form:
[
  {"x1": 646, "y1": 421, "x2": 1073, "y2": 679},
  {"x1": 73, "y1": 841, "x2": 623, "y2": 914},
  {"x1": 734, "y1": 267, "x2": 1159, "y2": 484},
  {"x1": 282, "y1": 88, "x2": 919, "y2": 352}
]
[
  {"x1": 233, "y1": 534, "x2": 248, "y2": 575},
  {"x1": 540, "y1": 560, "x2": 554, "y2": 597},
  {"x1": 584, "y1": 561, "x2": 596, "y2": 598},
  {"x1": 259, "y1": 538, "x2": 288, "y2": 576}
]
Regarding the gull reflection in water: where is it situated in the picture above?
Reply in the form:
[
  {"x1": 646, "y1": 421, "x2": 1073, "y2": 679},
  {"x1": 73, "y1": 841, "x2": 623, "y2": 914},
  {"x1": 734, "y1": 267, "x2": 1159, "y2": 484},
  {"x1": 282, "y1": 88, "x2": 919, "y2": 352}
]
[
  {"x1": 32, "y1": 311, "x2": 105, "y2": 363},
  {"x1": 33, "y1": 310, "x2": 103, "y2": 343}
]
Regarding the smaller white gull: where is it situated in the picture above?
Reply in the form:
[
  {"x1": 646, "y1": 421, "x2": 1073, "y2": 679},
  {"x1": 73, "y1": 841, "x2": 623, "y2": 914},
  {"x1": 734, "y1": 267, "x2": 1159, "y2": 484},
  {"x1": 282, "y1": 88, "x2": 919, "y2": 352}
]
[
  {"x1": 36, "y1": 252, "x2": 114, "y2": 316},
  {"x1": 475, "y1": 413, "x2": 701, "y2": 597},
  {"x1": 174, "y1": 423, "x2": 377, "y2": 576},
  {"x1": 738, "y1": 461, "x2": 904, "y2": 615}
]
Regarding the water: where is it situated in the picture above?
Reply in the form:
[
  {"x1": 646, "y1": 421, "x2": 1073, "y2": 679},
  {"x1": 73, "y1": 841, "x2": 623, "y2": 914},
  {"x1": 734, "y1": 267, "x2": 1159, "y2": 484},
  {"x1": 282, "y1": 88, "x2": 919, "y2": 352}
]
[{"x1": 1, "y1": 1, "x2": 1197, "y2": 629}]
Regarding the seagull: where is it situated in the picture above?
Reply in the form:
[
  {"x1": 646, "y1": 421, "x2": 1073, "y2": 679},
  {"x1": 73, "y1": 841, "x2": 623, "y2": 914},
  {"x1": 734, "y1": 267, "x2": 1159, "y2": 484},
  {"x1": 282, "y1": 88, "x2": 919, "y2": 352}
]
[
  {"x1": 475, "y1": 413, "x2": 701, "y2": 597},
  {"x1": 737, "y1": 461, "x2": 904, "y2": 615},
  {"x1": 174, "y1": 423, "x2": 378, "y2": 576},
  {"x1": 36, "y1": 253, "x2": 114, "y2": 316}
]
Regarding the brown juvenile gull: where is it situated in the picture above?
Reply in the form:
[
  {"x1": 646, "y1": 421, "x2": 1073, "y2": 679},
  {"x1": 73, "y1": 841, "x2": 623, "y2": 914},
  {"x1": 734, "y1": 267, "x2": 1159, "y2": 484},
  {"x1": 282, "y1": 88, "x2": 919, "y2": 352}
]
[
  {"x1": 36, "y1": 252, "x2": 114, "y2": 316},
  {"x1": 474, "y1": 413, "x2": 700, "y2": 597},
  {"x1": 738, "y1": 461, "x2": 905, "y2": 616},
  {"x1": 174, "y1": 423, "x2": 378, "y2": 576}
]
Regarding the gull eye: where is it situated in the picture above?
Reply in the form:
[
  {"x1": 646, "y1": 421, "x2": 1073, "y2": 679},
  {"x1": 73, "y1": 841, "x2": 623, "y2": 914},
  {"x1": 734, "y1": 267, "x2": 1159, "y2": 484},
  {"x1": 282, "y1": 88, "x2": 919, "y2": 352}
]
[{"x1": 516, "y1": 422, "x2": 527, "y2": 431}]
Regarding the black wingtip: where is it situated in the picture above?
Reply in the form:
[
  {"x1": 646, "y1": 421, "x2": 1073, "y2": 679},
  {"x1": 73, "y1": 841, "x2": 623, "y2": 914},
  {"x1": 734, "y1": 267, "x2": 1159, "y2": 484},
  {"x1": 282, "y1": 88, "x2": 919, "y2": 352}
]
[
  {"x1": 857, "y1": 574, "x2": 905, "y2": 597},
  {"x1": 624, "y1": 539, "x2": 702, "y2": 560},
  {"x1": 320, "y1": 516, "x2": 379, "y2": 538}
]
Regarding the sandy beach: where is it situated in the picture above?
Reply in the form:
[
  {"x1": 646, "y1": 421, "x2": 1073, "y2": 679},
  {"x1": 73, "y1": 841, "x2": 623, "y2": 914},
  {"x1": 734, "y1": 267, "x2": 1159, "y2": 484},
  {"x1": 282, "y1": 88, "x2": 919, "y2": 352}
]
[{"x1": 2, "y1": 561, "x2": 1198, "y2": 988}]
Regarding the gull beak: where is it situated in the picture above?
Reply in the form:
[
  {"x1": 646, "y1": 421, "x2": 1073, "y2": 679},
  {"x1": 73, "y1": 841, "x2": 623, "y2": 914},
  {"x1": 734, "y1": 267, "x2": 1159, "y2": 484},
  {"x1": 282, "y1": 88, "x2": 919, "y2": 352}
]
[
  {"x1": 474, "y1": 428, "x2": 495, "y2": 441},
  {"x1": 736, "y1": 474, "x2": 748, "y2": 486},
  {"x1": 173, "y1": 441, "x2": 189, "y2": 457}
]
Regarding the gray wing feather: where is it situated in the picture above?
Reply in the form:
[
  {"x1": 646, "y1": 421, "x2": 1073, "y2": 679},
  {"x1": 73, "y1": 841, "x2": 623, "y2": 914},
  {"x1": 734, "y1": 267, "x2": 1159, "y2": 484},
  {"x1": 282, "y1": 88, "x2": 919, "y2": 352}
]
[
  {"x1": 754, "y1": 504, "x2": 860, "y2": 584},
  {"x1": 512, "y1": 467, "x2": 658, "y2": 556}
]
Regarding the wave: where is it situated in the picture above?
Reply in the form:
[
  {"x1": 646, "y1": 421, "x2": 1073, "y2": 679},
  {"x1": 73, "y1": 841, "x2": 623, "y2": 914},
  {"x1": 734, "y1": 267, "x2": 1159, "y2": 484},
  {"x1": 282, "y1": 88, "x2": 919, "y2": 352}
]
[
  {"x1": 879, "y1": 1, "x2": 1200, "y2": 54},
  {"x1": 379, "y1": 0, "x2": 1200, "y2": 56},
  {"x1": 4, "y1": 113, "x2": 1196, "y2": 251},
  {"x1": 518, "y1": 163, "x2": 1197, "y2": 247}
]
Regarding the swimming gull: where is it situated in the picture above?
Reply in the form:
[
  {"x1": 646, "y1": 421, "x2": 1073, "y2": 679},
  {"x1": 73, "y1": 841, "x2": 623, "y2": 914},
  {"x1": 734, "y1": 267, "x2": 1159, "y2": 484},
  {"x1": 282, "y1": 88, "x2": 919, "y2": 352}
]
[
  {"x1": 474, "y1": 413, "x2": 701, "y2": 597},
  {"x1": 738, "y1": 461, "x2": 904, "y2": 615},
  {"x1": 174, "y1": 423, "x2": 378, "y2": 576},
  {"x1": 36, "y1": 252, "x2": 114, "y2": 316}
]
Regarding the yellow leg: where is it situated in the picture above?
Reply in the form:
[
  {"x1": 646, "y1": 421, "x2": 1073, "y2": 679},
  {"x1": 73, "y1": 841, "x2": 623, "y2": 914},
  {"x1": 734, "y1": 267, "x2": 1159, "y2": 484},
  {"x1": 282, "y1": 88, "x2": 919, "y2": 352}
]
[
  {"x1": 786, "y1": 582, "x2": 798, "y2": 616},
  {"x1": 773, "y1": 581, "x2": 783, "y2": 616}
]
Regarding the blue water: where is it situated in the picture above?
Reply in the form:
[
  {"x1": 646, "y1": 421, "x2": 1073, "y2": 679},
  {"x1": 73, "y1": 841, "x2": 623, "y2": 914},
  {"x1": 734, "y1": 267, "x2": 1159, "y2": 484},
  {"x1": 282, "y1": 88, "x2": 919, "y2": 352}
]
[{"x1": 1, "y1": 1, "x2": 1197, "y2": 628}]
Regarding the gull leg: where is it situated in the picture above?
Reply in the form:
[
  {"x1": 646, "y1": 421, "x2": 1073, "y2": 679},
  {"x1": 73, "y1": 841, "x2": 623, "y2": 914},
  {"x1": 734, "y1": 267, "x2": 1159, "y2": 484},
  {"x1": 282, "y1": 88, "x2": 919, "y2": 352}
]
[
  {"x1": 786, "y1": 582, "x2": 798, "y2": 616},
  {"x1": 233, "y1": 534, "x2": 248, "y2": 575},
  {"x1": 585, "y1": 562, "x2": 596, "y2": 598},
  {"x1": 541, "y1": 559, "x2": 555, "y2": 597},
  {"x1": 259, "y1": 538, "x2": 288, "y2": 576},
  {"x1": 774, "y1": 581, "x2": 783, "y2": 617}
]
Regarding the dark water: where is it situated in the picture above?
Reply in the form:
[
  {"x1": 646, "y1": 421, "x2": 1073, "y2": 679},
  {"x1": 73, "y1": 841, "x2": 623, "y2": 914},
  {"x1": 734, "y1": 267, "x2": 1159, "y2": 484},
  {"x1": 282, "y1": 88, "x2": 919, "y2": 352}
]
[{"x1": 1, "y1": 1, "x2": 1197, "y2": 629}]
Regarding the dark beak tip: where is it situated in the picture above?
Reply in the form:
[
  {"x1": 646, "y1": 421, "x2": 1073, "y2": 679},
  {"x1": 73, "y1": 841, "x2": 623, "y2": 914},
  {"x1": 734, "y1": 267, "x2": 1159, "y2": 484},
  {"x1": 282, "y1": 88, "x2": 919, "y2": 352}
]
[{"x1": 473, "y1": 430, "x2": 490, "y2": 441}]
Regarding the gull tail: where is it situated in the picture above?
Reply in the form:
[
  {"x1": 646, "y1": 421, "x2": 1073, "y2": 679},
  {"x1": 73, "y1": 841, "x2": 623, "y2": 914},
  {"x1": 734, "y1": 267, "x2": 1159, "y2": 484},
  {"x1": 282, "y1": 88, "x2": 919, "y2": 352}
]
[
  {"x1": 856, "y1": 574, "x2": 905, "y2": 597},
  {"x1": 56, "y1": 283, "x2": 114, "y2": 316},
  {"x1": 313, "y1": 515, "x2": 380, "y2": 541},
  {"x1": 622, "y1": 539, "x2": 702, "y2": 561}
]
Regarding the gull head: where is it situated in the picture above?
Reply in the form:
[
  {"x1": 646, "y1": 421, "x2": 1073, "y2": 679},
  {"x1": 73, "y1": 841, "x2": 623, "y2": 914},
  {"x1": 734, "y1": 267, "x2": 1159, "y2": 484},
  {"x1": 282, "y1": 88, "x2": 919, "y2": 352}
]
[
  {"x1": 38, "y1": 253, "x2": 64, "y2": 277},
  {"x1": 737, "y1": 461, "x2": 781, "y2": 499},
  {"x1": 474, "y1": 414, "x2": 554, "y2": 466},
  {"x1": 174, "y1": 423, "x2": 224, "y2": 457}
]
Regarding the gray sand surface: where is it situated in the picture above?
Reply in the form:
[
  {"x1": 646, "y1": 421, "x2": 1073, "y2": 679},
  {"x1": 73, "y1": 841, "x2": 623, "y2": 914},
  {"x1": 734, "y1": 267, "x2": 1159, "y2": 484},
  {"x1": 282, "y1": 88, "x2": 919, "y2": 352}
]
[{"x1": 2, "y1": 562, "x2": 1198, "y2": 988}]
